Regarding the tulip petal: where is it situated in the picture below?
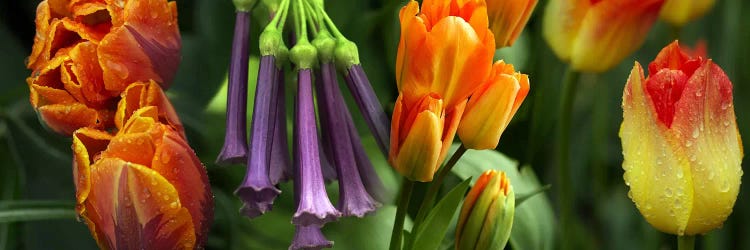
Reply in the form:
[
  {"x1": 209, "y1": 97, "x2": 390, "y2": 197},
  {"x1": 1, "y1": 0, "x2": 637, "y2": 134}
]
[
  {"x1": 660, "y1": 0, "x2": 716, "y2": 26},
  {"x1": 390, "y1": 95, "x2": 443, "y2": 182},
  {"x1": 670, "y1": 61, "x2": 742, "y2": 235},
  {"x1": 73, "y1": 127, "x2": 113, "y2": 208},
  {"x1": 620, "y1": 63, "x2": 693, "y2": 235}
]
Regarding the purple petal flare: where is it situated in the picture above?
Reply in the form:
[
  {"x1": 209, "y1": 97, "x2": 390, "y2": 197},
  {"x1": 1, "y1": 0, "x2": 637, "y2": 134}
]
[
  {"x1": 289, "y1": 225, "x2": 333, "y2": 250},
  {"x1": 293, "y1": 69, "x2": 341, "y2": 226},
  {"x1": 317, "y1": 63, "x2": 379, "y2": 217},
  {"x1": 340, "y1": 100, "x2": 390, "y2": 203},
  {"x1": 216, "y1": 12, "x2": 251, "y2": 165},
  {"x1": 269, "y1": 68, "x2": 292, "y2": 185},
  {"x1": 235, "y1": 55, "x2": 282, "y2": 218},
  {"x1": 343, "y1": 65, "x2": 390, "y2": 156}
]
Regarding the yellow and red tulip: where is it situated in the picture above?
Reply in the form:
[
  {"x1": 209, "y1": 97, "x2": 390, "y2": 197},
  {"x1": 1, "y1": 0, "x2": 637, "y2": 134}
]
[
  {"x1": 542, "y1": 0, "x2": 665, "y2": 72},
  {"x1": 458, "y1": 61, "x2": 529, "y2": 150},
  {"x1": 660, "y1": 0, "x2": 716, "y2": 27},
  {"x1": 487, "y1": 0, "x2": 538, "y2": 48},
  {"x1": 26, "y1": 0, "x2": 181, "y2": 135},
  {"x1": 456, "y1": 170, "x2": 514, "y2": 250},
  {"x1": 620, "y1": 41, "x2": 743, "y2": 235},
  {"x1": 72, "y1": 105, "x2": 212, "y2": 249}
]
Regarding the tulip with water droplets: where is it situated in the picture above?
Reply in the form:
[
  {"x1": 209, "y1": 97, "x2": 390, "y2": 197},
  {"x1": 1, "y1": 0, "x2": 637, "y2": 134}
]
[{"x1": 620, "y1": 41, "x2": 743, "y2": 236}]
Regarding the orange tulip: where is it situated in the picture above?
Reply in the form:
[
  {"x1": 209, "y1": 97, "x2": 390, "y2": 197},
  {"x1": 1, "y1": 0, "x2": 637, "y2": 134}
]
[
  {"x1": 389, "y1": 93, "x2": 465, "y2": 182},
  {"x1": 542, "y1": 0, "x2": 664, "y2": 72},
  {"x1": 396, "y1": 0, "x2": 496, "y2": 109},
  {"x1": 487, "y1": 0, "x2": 538, "y2": 48},
  {"x1": 72, "y1": 105, "x2": 212, "y2": 249},
  {"x1": 392, "y1": 0, "x2": 495, "y2": 181},
  {"x1": 26, "y1": 0, "x2": 181, "y2": 135},
  {"x1": 458, "y1": 61, "x2": 529, "y2": 150},
  {"x1": 620, "y1": 41, "x2": 742, "y2": 235}
]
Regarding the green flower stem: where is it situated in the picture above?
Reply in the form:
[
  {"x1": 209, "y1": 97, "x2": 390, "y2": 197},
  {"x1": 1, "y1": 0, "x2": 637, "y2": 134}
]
[
  {"x1": 0, "y1": 208, "x2": 75, "y2": 223},
  {"x1": 678, "y1": 235, "x2": 696, "y2": 250},
  {"x1": 412, "y1": 144, "x2": 468, "y2": 228},
  {"x1": 556, "y1": 67, "x2": 580, "y2": 250},
  {"x1": 389, "y1": 179, "x2": 415, "y2": 250}
]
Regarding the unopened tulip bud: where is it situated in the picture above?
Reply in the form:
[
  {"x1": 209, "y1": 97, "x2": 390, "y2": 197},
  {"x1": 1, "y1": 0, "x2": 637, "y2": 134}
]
[{"x1": 456, "y1": 170, "x2": 514, "y2": 250}]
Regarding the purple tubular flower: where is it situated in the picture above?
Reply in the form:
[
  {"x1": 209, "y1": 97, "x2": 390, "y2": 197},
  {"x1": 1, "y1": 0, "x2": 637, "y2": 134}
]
[
  {"x1": 317, "y1": 63, "x2": 379, "y2": 217},
  {"x1": 235, "y1": 55, "x2": 282, "y2": 218},
  {"x1": 289, "y1": 225, "x2": 333, "y2": 250},
  {"x1": 344, "y1": 65, "x2": 391, "y2": 156},
  {"x1": 216, "y1": 11, "x2": 251, "y2": 165},
  {"x1": 293, "y1": 68, "x2": 341, "y2": 226},
  {"x1": 318, "y1": 138, "x2": 338, "y2": 182},
  {"x1": 340, "y1": 100, "x2": 390, "y2": 203},
  {"x1": 269, "y1": 68, "x2": 292, "y2": 185}
]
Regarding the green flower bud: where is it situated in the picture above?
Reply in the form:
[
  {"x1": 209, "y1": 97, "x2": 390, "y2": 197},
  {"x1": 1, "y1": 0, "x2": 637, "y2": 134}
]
[
  {"x1": 259, "y1": 28, "x2": 286, "y2": 57},
  {"x1": 312, "y1": 31, "x2": 336, "y2": 63},
  {"x1": 456, "y1": 170, "x2": 515, "y2": 250},
  {"x1": 290, "y1": 40, "x2": 318, "y2": 69},
  {"x1": 334, "y1": 39, "x2": 360, "y2": 71},
  {"x1": 233, "y1": 0, "x2": 257, "y2": 12}
]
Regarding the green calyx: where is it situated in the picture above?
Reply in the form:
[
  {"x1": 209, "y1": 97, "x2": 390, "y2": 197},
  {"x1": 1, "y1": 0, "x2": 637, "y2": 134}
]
[
  {"x1": 233, "y1": 0, "x2": 257, "y2": 12},
  {"x1": 259, "y1": 28, "x2": 287, "y2": 58},
  {"x1": 312, "y1": 31, "x2": 336, "y2": 63},
  {"x1": 334, "y1": 39, "x2": 360, "y2": 71},
  {"x1": 290, "y1": 40, "x2": 318, "y2": 69},
  {"x1": 261, "y1": 0, "x2": 281, "y2": 13}
]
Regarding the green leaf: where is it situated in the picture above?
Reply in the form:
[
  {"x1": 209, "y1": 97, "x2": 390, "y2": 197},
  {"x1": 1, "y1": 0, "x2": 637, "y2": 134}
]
[
  {"x1": 409, "y1": 178, "x2": 471, "y2": 250},
  {"x1": 0, "y1": 208, "x2": 75, "y2": 223},
  {"x1": 0, "y1": 200, "x2": 74, "y2": 209},
  {"x1": 449, "y1": 146, "x2": 556, "y2": 250}
]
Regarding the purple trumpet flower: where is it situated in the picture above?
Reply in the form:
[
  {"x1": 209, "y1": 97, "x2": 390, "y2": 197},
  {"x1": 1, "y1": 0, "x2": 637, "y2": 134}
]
[
  {"x1": 292, "y1": 68, "x2": 341, "y2": 226},
  {"x1": 339, "y1": 98, "x2": 390, "y2": 203},
  {"x1": 289, "y1": 225, "x2": 333, "y2": 250},
  {"x1": 236, "y1": 55, "x2": 282, "y2": 218},
  {"x1": 343, "y1": 64, "x2": 391, "y2": 156},
  {"x1": 216, "y1": 11, "x2": 251, "y2": 165},
  {"x1": 316, "y1": 63, "x2": 379, "y2": 217},
  {"x1": 269, "y1": 68, "x2": 293, "y2": 185}
]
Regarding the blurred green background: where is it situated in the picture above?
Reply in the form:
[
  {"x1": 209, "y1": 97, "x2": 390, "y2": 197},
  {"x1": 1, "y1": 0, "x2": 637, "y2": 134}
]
[{"x1": 0, "y1": 0, "x2": 748, "y2": 249}]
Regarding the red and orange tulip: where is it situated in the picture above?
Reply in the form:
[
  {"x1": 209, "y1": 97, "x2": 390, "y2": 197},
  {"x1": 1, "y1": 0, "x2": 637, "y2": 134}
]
[
  {"x1": 487, "y1": 0, "x2": 538, "y2": 48},
  {"x1": 392, "y1": 0, "x2": 495, "y2": 181},
  {"x1": 620, "y1": 41, "x2": 742, "y2": 235},
  {"x1": 26, "y1": 0, "x2": 181, "y2": 135},
  {"x1": 542, "y1": 0, "x2": 664, "y2": 72},
  {"x1": 73, "y1": 105, "x2": 212, "y2": 249},
  {"x1": 458, "y1": 61, "x2": 529, "y2": 150}
]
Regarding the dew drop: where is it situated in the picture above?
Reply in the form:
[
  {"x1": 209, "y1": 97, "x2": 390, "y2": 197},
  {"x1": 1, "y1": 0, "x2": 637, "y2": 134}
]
[
  {"x1": 691, "y1": 128, "x2": 700, "y2": 139},
  {"x1": 170, "y1": 201, "x2": 178, "y2": 209},
  {"x1": 720, "y1": 180, "x2": 731, "y2": 192},
  {"x1": 105, "y1": 60, "x2": 129, "y2": 80},
  {"x1": 686, "y1": 140, "x2": 693, "y2": 147},
  {"x1": 665, "y1": 187, "x2": 673, "y2": 197},
  {"x1": 695, "y1": 91, "x2": 702, "y2": 97}
]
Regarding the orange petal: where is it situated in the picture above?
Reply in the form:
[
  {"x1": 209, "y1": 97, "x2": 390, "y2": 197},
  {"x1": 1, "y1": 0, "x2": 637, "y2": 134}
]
[
  {"x1": 37, "y1": 103, "x2": 103, "y2": 135},
  {"x1": 66, "y1": 41, "x2": 114, "y2": 108},
  {"x1": 116, "y1": 81, "x2": 184, "y2": 136},
  {"x1": 72, "y1": 127, "x2": 112, "y2": 209},
  {"x1": 98, "y1": 0, "x2": 180, "y2": 92},
  {"x1": 151, "y1": 130, "x2": 213, "y2": 245},
  {"x1": 487, "y1": 0, "x2": 538, "y2": 47},
  {"x1": 542, "y1": 0, "x2": 591, "y2": 63}
]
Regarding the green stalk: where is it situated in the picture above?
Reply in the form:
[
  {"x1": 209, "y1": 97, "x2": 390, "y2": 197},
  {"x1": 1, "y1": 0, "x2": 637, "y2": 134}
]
[
  {"x1": 678, "y1": 235, "x2": 696, "y2": 250},
  {"x1": 412, "y1": 144, "x2": 468, "y2": 227},
  {"x1": 389, "y1": 179, "x2": 415, "y2": 250},
  {"x1": 556, "y1": 67, "x2": 580, "y2": 250}
]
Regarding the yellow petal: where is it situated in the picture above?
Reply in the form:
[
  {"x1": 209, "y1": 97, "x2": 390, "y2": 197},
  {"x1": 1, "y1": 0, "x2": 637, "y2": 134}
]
[{"x1": 660, "y1": 0, "x2": 716, "y2": 26}]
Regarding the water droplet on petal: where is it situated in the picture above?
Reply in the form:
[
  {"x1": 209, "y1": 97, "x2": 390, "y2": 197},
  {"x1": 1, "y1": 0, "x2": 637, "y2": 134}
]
[{"x1": 692, "y1": 128, "x2": 700, "y2": 139}]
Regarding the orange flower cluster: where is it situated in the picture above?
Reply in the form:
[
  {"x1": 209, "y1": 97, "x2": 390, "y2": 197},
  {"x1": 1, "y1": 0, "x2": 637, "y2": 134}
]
[
  {"x1": 26, "y1": 0, "x2": 212, "y2": 248},
  {"x1": 391, "y1": 0, "x2": 531, "y2": 182},
  {"x1": 26, "y1": 0, "x2": 181, "y2": 135}
]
